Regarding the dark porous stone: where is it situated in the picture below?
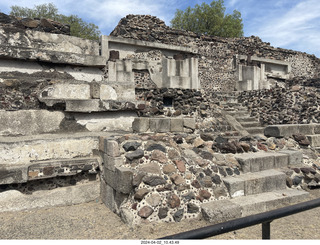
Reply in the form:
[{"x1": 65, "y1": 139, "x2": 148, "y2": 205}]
[
  {"x1": 142, "y1": 175, "x2": 167, "y2": 186},
  {"x1": 199, "y1": 150, "x2": 213, "y2": 160},
  {"x1": 233, "y1": 168, "x2": 240, "y2": 175},
  {"x1": 211, "y1": 165, "x2": 218, "y2": 173},
  {"x1": 226, "y1": 168, "x2": 233, "y2": 176},
  {"x1": 138, "y1": 206, "x2": 154, "y2": 218},
  {"x1": 158, "y1": 207, "x2": 168, "y2": 219},
  {"x1": 173, "y1": 209, "x2": 184, "y2": 222},
  {"x1": 212, "y1": 174, "x2": 222, "y2": 184},
  {"x1": 133, "y1": 172, "x2": 146, "y2": 187},
  {"x1": 123, "y1": 141, "x2": 141, "y2": 151},
  {"x1": 215, "y1": 136, "x2": 228, "y2": 144},
  {"x1": 146, "y1": 144, "x2": 167, "y2": 153},
  {"x1": 125, "y1": 149, "x2": 144, "y2": 161},
  {"x1": 182, "y1": 192, "x2": 196, "y2": 201},
  {"x1": 187, "y1": 203, "x2": 199, "y2": 213},
  {"x1": 292, "y1": 168, "x2": 300, "y2": 174},
  {"x1": 218, "y1": 167, "x2": 227, "y2": 177},
  {"x1": 300, "y1": 168, "x2": 310, "y2": 174},
  {"x1": 200, "y1": 133, "x2": 214, "y2": 141},
  {"x1": 173, "y1": 135, "x2": 184, "y2": 144},
  {"x1": 204, "y1": 168, "x2": 212, "y2": 176},
  {"x1": 292, "y1": 176, "x2": 303, "y2": 186},
  {"x1": 191, "y1": 179, "x2": 201, "y2": 189}
]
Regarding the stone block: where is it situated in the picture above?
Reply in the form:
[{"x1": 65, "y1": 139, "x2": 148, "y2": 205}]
[
  {"x1": 306, "y1": 135, "x2": 320, "y2": 148},
  {"x1": 100, "y1": 180, "x2": 116, "y2": 212},
  {"x1": 273, "y1": 153, "x2": 289, "y2": 168},
  {"x1": 105, "y1": 139, "x2": 120, "y2": 157},
  {"x1": 264, "y1": 125, "x2": 298, "y2": 137},
  {"x1": 103, "y1": 154, "x2": 124, "y2": 171},
  {"x1": 314, "y1": 125, "x2": 320, "y2": 134},
  {"x1": 235, "y1": 152, "x2": 275, "y2": 173},
  {"x1": 0, "y1": 165, "x2": 28, "y2": 185},
  {"x1": 90, "y1": 82, "x2": 100, "y2": 99},
  {"x1": 66, "y1": 100, "x2": 100, "y2": 112},
  {"x1": 183, "y1": 118, "x2": 196, "y2": 130},
  {"x1": 104, "y1": 167, "x2": 133, "y2": 194},
  {"x1": 223, "y1": 176, "x2": 245, "y2": 198},
  {"x1": 132, "y1": 118, "x2": 150, "y2": 133},
  {"x1": 279, "y1": 150, "x2": 303, "y2": 165},
  {"x1": 298, "y1": 124, "x2": 314, "y2": 135},
  {"x1": 170, "y1": 118, "x2": 184, "y2": 132},
  {"x1": 201, "y1": 199, "x2": 242, "y2": 223},
  {"x1": 149, "y1": 118, "x2": 171, "y2": 133}
]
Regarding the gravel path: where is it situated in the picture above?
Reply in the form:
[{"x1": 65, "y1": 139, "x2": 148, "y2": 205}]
[{"x1": 1, "y1": 189, "x2": 320, "y2": 240}]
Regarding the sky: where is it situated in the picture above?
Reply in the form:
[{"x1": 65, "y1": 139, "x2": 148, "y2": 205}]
[{"x1": 0, "y1": 0, "x2": 319, "y2": 57}]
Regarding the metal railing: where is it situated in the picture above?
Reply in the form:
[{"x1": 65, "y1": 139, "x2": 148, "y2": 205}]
[{"x1": 159, "y1": 197, "x2": 320, "y2": 240}]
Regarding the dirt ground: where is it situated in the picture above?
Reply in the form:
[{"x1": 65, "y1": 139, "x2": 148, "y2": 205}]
[{"x1": 1, "y1": 189, "x2": 320, "y2": 240}]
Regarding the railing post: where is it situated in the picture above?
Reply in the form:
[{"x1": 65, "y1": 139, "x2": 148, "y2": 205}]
[{"x1": 262, "y1": 221, "x2": 271, "y2": 239}]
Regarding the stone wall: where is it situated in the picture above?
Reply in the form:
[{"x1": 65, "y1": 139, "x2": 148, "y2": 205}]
[
  {"x1": 0, "y1": 12, "x2": 70, "y2": 35},
  {"x1": 238, "y1": 86, "x2": 320, "y2": 125},
  {"x1": 110, "y1": 15, "x2": 320, "y2": 93}
]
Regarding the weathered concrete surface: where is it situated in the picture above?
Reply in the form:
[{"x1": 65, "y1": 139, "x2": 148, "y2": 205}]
[
  {"x1": 74, "y1": 112, "x2": 136, "y2": 132},
  {"x1": 0, "y1": 164, "x2": 28, "y2": 185},
  {"x1": 306, "y1": 135, "x2": 320, "y2": 148},
  {"x1": 0, "y1": 133, "x2": 100, "y2": 165},
  {"x1": 0, "y1": 182, "x2": 100, "y2": 212},
  {"x1": 0, "y1": 110, "x2": 65, "y2": 136}
]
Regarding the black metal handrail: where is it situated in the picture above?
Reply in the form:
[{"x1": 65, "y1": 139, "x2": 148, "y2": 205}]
[{"x1": 159, "y1": 197, "x2": 320, "y2": 240}]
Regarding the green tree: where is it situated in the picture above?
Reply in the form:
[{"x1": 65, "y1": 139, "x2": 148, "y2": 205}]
[
  {"x1": 10, "y1": 3, "x2": 101, "y2": 40},
  {"x1": 170, "y1": 0, "x2": 243, "y2": 38}
]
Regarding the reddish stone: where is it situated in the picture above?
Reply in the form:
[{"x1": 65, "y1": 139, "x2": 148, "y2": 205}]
[
  {"x1": 199, "y1": 189, "x2": 211, "y2": 199},
  {"x1": 167, "y1": 194, "x2": 180, "y2": 208},
  {"x1": 191, "y1": 180, "x2": 201, "y2": 189},
  {"x1": 174, "y1": 159, "x2": 186, "y2": 173},
  {"x1": 257, "y1": 143, "x2": 268, "y2": 152}
]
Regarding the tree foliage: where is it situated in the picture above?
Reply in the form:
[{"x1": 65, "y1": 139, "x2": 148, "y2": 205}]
[
  {"x1": 170, "y1": 0, "x2": 243, "y2": 38},
  {"x1": 10, "y1": 3, "x2": 101, "y2": 40}
]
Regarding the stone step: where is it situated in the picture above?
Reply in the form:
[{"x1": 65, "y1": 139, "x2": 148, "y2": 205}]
[
  {"x1": 236, "y1": 116, "x2": 257, "y2": 123},
  {"x1": 246, "y1": 127, "x2": 265, "y2": 135},
  {"x1": 226, "y1": 110, "x2": 248, "y2": 117},
  {"x1": 223, "y1": 169, "x2": 286, "y2": 198},
  {"x1": 234, "y1": 151, "x2": 303, "y2": 173},
  {"x1": 201, "y1": 189, "x2": 309, "y2": 223},
  {"x1": 240, "y1": 121, "x2": 261, "y2": 128}
]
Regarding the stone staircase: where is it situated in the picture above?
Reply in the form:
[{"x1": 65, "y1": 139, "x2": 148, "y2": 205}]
[
  {"x1": 201, "y1": 151, "x2": 309, "y2": 223},
  {"x1": 219, "y1": 94, "x2": 265, "y2": 135}
]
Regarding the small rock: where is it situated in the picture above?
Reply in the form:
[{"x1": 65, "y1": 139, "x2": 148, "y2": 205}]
[
  {"x1": 158, "y1": 207, "x2": 168, "y2": 219},
  {"x1": 202, "y1": 176, "x2": 213, "y2": 187},
  {"x1": 168, "y1": 149, "x2": 180, "y2": 160},
  {"x1": 213, "y1": 186, "x2": 227, "y2": 198},
  {"x1": 146, "y1": 143, "x2": 167, "y2": 152},
  {"x1": 174, "y1": 159, "x2": 186, "y2": 173},
  {"x1": 199, "y1": 189, "x2": 211, "y2": 200},
  {"x1": 123, "y1": 141, "x2": 141, "y2": 151},
  {"x1": 212, "y1": 174, "x2": 222, "y2": 184},
  {"x1": 286, "y1": 177, "x2": 293, "y2": 188},
  {"x1": 170, "y1": 173, "x2": 186, "y2": 185},
  {"x1": 194, "y1": 137, "x2": 205, "y2": 148},
  {"x1": 146, "y1": 193, "x2": 161, "y2": 207},
  {"x1": 182, "y1": 192, "x2": 196, "y2": 201},
  {"x1": 173, "y1": 209, "x2": 184, "y2": 222},
  {"x1": 187, "y1": 203, "x2": 199, "y2": 213},
  {"x1": 150, "y1": 150, "x2": 168, "y2": 163},
  {"x1": 163, "y1": 164, "x2": 177, "y2": 174},
  {"x1": 191, "y1": 179, "x2": 201, "y2": 188},
  {"x1": 125, "y1": 149, "x2": 144, "y2": 161},
  {"x1": 134, "y1": 188, "x2": 149, "y2": 201},
  {"x1": 200, "y1": 133, "x2": 214, "y2": 141},
  {"x1": 167, "y1": 194, "x2": 180, "y2": 208},
  {"x1": 138, "y1": 206, "x2": 154, "y2": 218},
  {"x1": 292, "y1": 176, "x2": 303, "y2": 186},
  {"x1": 143, "y1": 175, "x2": 167, "y2": 186}
]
